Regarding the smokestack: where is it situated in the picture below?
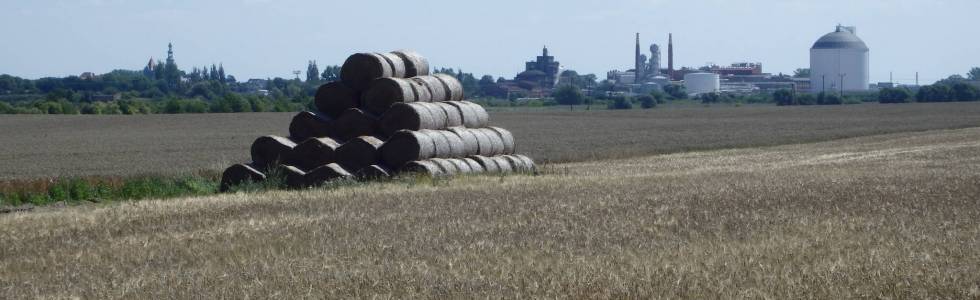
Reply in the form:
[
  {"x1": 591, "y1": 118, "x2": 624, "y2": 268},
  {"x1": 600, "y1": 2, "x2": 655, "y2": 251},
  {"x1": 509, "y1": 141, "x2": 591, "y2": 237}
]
[
  {"x1": 667, "y1": 33, "x2": 674, "y2": 79},
  {"x1": 635, "y1": 33, "x2": 642, "y2": 81}
]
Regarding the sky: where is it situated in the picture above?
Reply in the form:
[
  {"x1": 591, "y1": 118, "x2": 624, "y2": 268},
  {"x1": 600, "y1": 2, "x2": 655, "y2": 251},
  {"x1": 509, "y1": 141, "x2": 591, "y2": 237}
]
[{"x1": 1, "y1": 0, "x2": 977, "y2": 84}]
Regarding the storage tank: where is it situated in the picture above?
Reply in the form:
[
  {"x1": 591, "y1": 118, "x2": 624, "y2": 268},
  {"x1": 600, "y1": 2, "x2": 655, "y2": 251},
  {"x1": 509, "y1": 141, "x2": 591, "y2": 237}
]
[
  {"x1": 810, "y1": 25, "x2": 869, "y2": 93},
  {"x1": 684, "y1": 73, "x2": 720, "y2": 95}
]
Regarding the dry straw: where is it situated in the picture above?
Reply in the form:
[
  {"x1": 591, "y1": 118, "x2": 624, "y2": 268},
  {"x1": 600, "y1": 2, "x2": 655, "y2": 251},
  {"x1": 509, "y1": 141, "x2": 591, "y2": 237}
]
[
  {"x1": 433, "y1": 73, "x2": 465, "y2": 101},
  {"x1": 401, "y1": 160, "x2": 442, "y2": 177},
  {"x1": 289, "y1": 111, "x2": 334, "y2": 141},
  {"x1": 336, "y1": 136, "x2": 385, "y2": 172},
  {"x1": 250, "y1": 135, "x2": 297, "y2": 170},
  {"x1": 391, "y1": 49, "x2": 430, "y2": 77},
  {"x1": 447, "y1": 127, "x2": 479, "y2": 155},
  {"x1": 340, "y1": 52, "x2": 394, "y2": 91},
  {"x1": 314, "y1": 82, "x2": 359, "y2": 119},
  {"x1": 305, "y1": 163, "x2": 353, "y2": 186},
  {"x1": 489, "y1": 127, "x2": 516, "y2": 154},
  {"x1": 333, "y1": 108, "x2": 379, "y2": 141},
  {"x1": 289, "y1": 137, "x2": 341, "y2": 171},
  {"x1": 411, "y1": 75, "x2": 447, "y2": 101},
  {"x1": 219, "y1": 163, "x2": 266, "y2": 192},
  {"x1": 381, "y1": 130, "x2": 435, "y2": 168},
  {"x1": 362, "y1": 78, "x2": 418, "y2": 115},
  {"x1": 354, "y1": 164, "x2": 392, "y2": 181}
]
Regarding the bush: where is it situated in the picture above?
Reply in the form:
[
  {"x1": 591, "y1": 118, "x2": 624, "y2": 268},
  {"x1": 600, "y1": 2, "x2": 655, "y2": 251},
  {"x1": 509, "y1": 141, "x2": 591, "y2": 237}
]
[
  {"x1": 553, "y1": 85, "x2": 585, "y2": 107},
  {"x1": 879, "y1": 87, "x2": 912, "y2": 104},
  {"x1": 638, "y1": 95, "x2": 656, "y2": 109},
  {"x1": 663, "y1": 84, "x2": 687, "y2": 99},
  {"x1": 607, "y1": 97, "x2": 633, "y2": 109},
  {"x1": 773, "y1": 89, "x2": 795, "y2": 106}
]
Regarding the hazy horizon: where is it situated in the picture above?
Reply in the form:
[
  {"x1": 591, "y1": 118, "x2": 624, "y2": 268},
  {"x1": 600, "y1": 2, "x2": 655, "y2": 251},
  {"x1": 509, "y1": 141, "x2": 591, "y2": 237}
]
[{"x1": 2, "y1": 0, "x2": 977, "y2": 84}]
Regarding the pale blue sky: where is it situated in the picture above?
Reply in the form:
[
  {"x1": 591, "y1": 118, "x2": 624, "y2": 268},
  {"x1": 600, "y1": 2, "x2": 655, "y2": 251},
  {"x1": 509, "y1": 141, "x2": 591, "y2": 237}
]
[{"x1": 1, "y1": 0, "x2": 977, "y2": 84}]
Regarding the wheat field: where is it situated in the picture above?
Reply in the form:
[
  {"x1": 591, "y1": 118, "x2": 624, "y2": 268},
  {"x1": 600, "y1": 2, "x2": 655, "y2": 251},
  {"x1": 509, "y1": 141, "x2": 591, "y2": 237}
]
[{"x1": 2, "y1": 127, "x2": 978, "y2": 298}]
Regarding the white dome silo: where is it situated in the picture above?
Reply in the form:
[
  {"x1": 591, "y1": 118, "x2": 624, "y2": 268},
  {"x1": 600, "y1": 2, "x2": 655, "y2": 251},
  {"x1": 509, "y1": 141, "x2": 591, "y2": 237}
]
[
  {"x1": 684, "y1": 73, "x2": 720, "y2": 95},
  {"x1": 810, "y1": 25, "x2": 870, "y2": 93}
]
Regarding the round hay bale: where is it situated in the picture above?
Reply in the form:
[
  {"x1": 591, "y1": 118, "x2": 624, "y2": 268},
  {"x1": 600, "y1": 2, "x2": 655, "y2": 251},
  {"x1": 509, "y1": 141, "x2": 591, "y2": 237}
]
[
  {"x1": 513, "y1": 154, "x2": 537, "y2": 173},
  {"x1": 314, "y1": 81, "x2": 359, "y2": 119},
  {"x1": 421, "y1": 129, "x2": 452, "y2": 158},
  {"x1": 336, "y1": 136, "x2": 385, "y2": 172},
  {"x1": 432, "y1": 102, "x2": 463, "y2": 127},
  {"x1": 305, "y1": 163, "x2": 353, "y2": 186},
  {"x1": 334, "y1": 108, "x2": 379, "y2": 142},
  {"x1": 407, "y1": 78, "x2": 432, "y2": 103},
  {"x1": 376, "y1": 52, "x2": 406, "y2": 78},
  {"x1": 220, "y1": 163, "x2": 266, "y2": 192},
  {"x1": 379, "y1": 102, "x2": 438, "y2": 136},
  {"x1": 502, "y1": 155, "x2": 530, "y2": 174},
  {"x1": 488, "y1": 127, "x2": 516, "y2": 154},
  {"x1": 447, "y1": 158, "x2": 472, "y2": 174},
  {"x1": 400, "y1": 160, "x2": 441, "y2": 177},
  {"x1": 463, "y1": 101, "x2": 490, "y2": 126},
  {"x1": 447, "y1": 101, "x2": 488, "y2": 128},
  {"x1": 474, "y1": 128, "x2": 505, "y2": 156},
  {"x1": 341, "y1": 53, "x2": 393, "y2": 91},
  {"x1": 361, "y1": 77, "x2": 418, "y2": 115},
  {"x1": 447, "y1": 127, "x2": 479, "y2": 156},
  {"x1": 250, "y1": 135, "x2": 298, "y2": 170},
  {"x1": 411, "y1": 76, "x2": 447, "y2": 102},
  {"x1": 468, "y1": 155, "x2": 500, "y2": 173},
  {"x1": 288, "y1": 137, "x2": 341, "y2": 171},
  {"x1": 391, "y1": 50, "x2": 430, "y2": 77},
  {"x1": 416, "y1": 102, "x2": 448, "y2": 129},
  {"x1": 461, "y1": 158, "x2": 484, "y2": 173},
  {"x1": 381, "y1": 130, "x2": 435, "y2": 168},
  {"x1": 491, "y1": 156, "x2": 514, "y2": 173},
  {"x1": 466, "y1": 128, "x2": 493, "y2": 156},
  {"x1": 436, "y1": 130, "x2": 466, "y2": 157},
  {"x1": 277, "y1": 164, "x2": 308, "y2": 189},
  {"x1": 354, "y1": 164, "x2": 392, "y2": 181},
  {"x1": 433, "y1": 73, "x2": 464, "y2": 101},
  {"x1": 289, "y1": 111, "x2": 335, "y2": 141},
  {"x1": 429, "y1": 158, "x2": 458, "y2": 176}
]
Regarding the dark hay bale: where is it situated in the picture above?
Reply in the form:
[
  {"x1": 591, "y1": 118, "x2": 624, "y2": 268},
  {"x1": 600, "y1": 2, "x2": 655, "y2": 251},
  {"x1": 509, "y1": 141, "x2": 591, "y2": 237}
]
[
  {"x1": 341, "y1": 52, "x2": 393, "y2": 91},
  {"x1": 381, "y1": 130, "x2": 436, "y2": 168},
  {"x1": 411, "y1": 76, "x2": 447, "y2": 102},
  {"x1": 391, "y1": 50, "x2": 430, "y2": 77},
  {"x1": 422, "y1": 129, "x2": 452, "y2": 158},
  {"x1": 277, "y1": 164, "x2": 308, "y2": 189},
  {"x1": 488, "y1": 127, "x2": 516, "y2": 154},
  {"x1": 289, "y1": 111, "x2": 334, "y2": 141},
  {"x1": 305, "y1": 163, "x2": 353, "y2": 186},
  {"x1": 220, "y1": 163, "x2": 266, "y2": 192},
  {"x1": 433, "y1": 102, "x2": 463, "y2": 127},
  {"x1": 436, "y1": 130, "x2": 466, "y2": 157},
  {"x1": 474, "y1": 128, "x2": 505, "y2": 156},
  {"x1": 400, "y1": 160, "x2": 442, "y2": 177},
  {"x1": 513, "y1": 154, "x2": 537, "y2": 173},
  {"x1": 461, "y1": 158, "x2": 484, "y2": 173},
  {"x1": 468, "y1": 155, "x2": 500, "y2": 173},
  {"x1": 407, "y1": 79, "x2": 432, "y2": 103},
  {"x1": 250, "y1": 135, "x2": 298, "y2": 170},
  {"x1": 336, "y1": 136, "x2": 385, "y2": 172},
  {"x1": 354, "y1": 164, "x2": 392, "y2": 181},
  {"x1": 334, "y1": 108, "x2": 379, "y2": 142},
  {"x1": 361, "y1": 77, "x2": 418, "y2": 115},
  {"x1": 491, "y1": 156, "x2": 514, "y2": 173},
  {"x1": 377, "y1": 52, "x2": 406, "y2": 78},
  {"x1": 314, "y1": 81, "x2": 359, "y2": 119},
  {"x1": 433, "y1": 73, "x2": 464, "y2": 101},
  {"x1": 447, "y1": 101, "x2": 488, "y2": 128},
  {"x1": 429, "y1": 158, "x2": 458, "y2": 176},
  {"x1": 288, "y1": 137, "x2": 341, "y2": 171},
  {"x1": 447, "y1": 127, "x2": 479, "y2": 156},
  {"x1": 379, "y1": 102, "x2": 438, "y2": 136},
  {"x1": 447, "y1": 158, "x2": 472, "y2": 174}
]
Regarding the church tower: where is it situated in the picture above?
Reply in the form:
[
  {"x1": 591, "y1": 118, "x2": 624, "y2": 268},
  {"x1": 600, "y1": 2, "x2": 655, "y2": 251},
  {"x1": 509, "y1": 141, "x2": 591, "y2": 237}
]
[{"x1": 166, "y1": 42, "x2": 175, "y2": 65}]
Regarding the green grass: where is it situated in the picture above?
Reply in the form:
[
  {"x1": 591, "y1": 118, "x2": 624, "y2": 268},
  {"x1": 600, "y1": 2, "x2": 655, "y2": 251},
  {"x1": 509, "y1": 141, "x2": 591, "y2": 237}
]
[{"x1": 0, "y1": 175, "x2": 220, "y2": 207}]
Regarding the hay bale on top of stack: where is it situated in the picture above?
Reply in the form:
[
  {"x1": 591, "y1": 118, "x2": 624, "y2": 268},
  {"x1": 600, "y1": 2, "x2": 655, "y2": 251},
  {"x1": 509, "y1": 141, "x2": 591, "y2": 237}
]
[{"x1": 220, "y1": 50, "x2": 535, "y2": 192}]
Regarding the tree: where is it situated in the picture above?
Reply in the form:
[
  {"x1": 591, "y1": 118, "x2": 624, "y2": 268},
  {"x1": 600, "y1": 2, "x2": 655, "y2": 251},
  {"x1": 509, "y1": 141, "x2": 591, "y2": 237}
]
[
  {"x1": 663, "y1": 84, "x2": 687, "y2": 99},
  {"x1": 879, "y1": 87, "x2": 912, "y2": 103},
  {"x1": 218, "y1": 64, "x2": 226, "y2": 84},
  {"x1": 607, "y1": 96, "x2": 633, "y2": 109},
  {"x1": 773, "y1": 89, "x2": 795, "y2": 106},
  {"x1": 951, "y1": 82, "x2": 980, "y2": 101},
  {"x1": 306, "y1": 61, "x2": 320, "y2": 82},
  {"x1": 552, "y1": 85, "x2": 585, "y2": 108},
  {"x1": 793, "y1": 68, "x2": 810, "y2": 78},
  {"x1": 320, "y1": 65, "x2": 340, "y2": 82},
  {"x1": 968, "y1": 67, "x2": 980, "y2": 81},
  {"x1": 638, "y1": 95, "x2": 656, "y2": 108}
]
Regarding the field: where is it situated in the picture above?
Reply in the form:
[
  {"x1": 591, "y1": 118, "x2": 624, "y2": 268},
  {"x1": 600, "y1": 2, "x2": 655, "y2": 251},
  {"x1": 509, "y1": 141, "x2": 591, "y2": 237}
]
[
  {"x1": 3, "y1": 102, "x2": 980, "y2": 179},
  {"x1": 2, "y1": 126, "x2": 979, "y2": 298}
]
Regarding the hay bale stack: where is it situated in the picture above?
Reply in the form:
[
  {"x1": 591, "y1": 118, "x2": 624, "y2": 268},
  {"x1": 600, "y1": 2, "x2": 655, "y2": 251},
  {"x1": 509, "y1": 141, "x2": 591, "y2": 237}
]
[
  {"x1": 333, "y1": 108, "x2": 379, "y2": 141},
  {"x1": 429, "y1": 158, "x2": 458, "y2": 175},
  {"x1": 380, "y1": 130, "x2": 436, "y2": 168},
  {"x1": 377, "y1": 52, "x2": 407, "y2": 78},
  {"x1": 354, "y1": 164, "x2": 392, "y2": 181},
  {"x1": 379, "y1": 102, "x2": 438, "y2": 136},
  {"x1": 488, "y1": 127, "x2": 516, "y2": 154},
  {"x1": 289, "y1": 137, "x2": 341, "y2": 171},
  {"x1": 447, "y1": 158, "x2": 473, "y2": 174},
  {"x1": 336, "y1": 136, "x2": 385, "y2": 172},
  {"x1": 411, "y1": 75, "x2": 447, "y2": 102},
  {"x1": 250, "y1": 135, "x2": 297, "y2": 170},
  {"x1": 437, "y1": 130, "x2": 466, "y2": 157},
  {"x1": 391, "y1": 50, "x2": 430, "y2": 77},
  {"x1": 432, "y1": 102, "x2": 463, "y2": 127},
  {"x1": 341, "y1": 53, "x2": 394, "y2": 91},
  {"x1": 469, "y1": 155, "x2": 500, "y2": 173},
  {"x1": 314, "y1": 82, "x2": 359, "y2": 119},
  {"x1": 512, "y1": 154, "x2": 537, "y2": 173},
  {"x1": 401, "y1": 160, "x2": 442, "y2": 177},
  {"x1": 448, "y1": 101, "x2": 489, "y2": 128},
  {"x1": 278, "y1": 165, "x2": 308, "y2": 189},
  {"x1": 461, "y1": 158, "x2": 484, "y2": 173},
  {"x1": 361, "y1": 77, "x2": 420, "y2": 115},
  {"x1": 491, "y1": 156, "x2": 514, "y2": 173},
  {"x1": 433, "y1": 73, "x2": 465, "y2": 101},
  {"x1": 289, "y1": 111, "x2": 334, "y2": 141},
  {"x1": 423, "y1": 129, "x2": 453, "y2": 158},
  {"x1": 447, "y1": 127, "x2": 479, "y2": 155},
  {"x1": 305, "y1": 163, "x2": 353, "y2": 186},
  {"x1": 472, "y1": 128, "x2": 505, "y2": 156},
  {"x1": 220, "y1": 163, "x2": 266, "y2": 192}
]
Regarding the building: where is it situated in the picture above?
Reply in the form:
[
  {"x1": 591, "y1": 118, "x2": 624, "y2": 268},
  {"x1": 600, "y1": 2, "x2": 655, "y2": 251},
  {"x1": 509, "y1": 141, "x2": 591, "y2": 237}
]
[
  {"x1": 810, "y1": 25, "x2": 870, "y2": 93},
  {"x1": 517, "y1": 46, "x2": 561, "y2": 88},
  {"x1": 708, "y1": 63, "x2": 763, "y2": 76},
  {"x1": 684, "y1": 73, "x2": 720, "y2": 95}
]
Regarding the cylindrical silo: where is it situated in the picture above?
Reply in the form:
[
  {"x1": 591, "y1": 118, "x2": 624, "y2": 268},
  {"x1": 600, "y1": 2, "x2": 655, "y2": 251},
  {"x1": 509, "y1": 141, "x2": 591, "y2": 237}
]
[
  {"x1": 684, "y1": 73, "x2": 720, "y2": 95},
  {"x1": 810, "y1": 25, "x2": 870, "y2": 93}
]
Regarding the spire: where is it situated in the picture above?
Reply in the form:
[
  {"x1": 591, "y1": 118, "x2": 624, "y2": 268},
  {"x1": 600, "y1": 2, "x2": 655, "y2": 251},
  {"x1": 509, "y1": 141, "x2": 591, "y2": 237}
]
[
  {"x1": 667, "y1": 33, "x2": 674, "y2": 78},
  {"x1": 166, "y1": 42, "x2": 175, "y2": 65},
  {"x1": 542, "y1": 45, "x2": 548, "y2": 57}
]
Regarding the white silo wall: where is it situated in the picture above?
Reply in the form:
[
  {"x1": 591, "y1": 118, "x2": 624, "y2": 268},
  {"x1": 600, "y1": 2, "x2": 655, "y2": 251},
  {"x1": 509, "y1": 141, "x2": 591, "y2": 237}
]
[
  {"x1": 810, "y1": 48, "x2": 869, "y2": 93},
  {"x1": 684, "y1": 73, "x2": 720, "y2": 95}
]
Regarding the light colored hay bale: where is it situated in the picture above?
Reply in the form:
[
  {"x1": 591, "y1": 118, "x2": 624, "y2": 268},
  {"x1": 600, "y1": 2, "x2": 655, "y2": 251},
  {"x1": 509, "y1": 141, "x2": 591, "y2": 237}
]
[
  {"x1": 289, "y1": 111, "x2": 334, "y2": 141},
  {"x1": 407, "y1": 79, "x2": 432, "y2": 102},
  {"x1": 447, "y1": 158, "x2": 472, "y2": 174},
  {"x1": 277, "y1": 164, "x2": 308, "y2": 189},
  {"x1": 305, "y1": 163, "x2": 353, "y2": 186},
  {"x1": 466, "y1": 128, "x2": 494, "y2": 156},
  {"x1": 354, "y1": 164, "x2": 392, "y2": 181},
  {"x1": 463, "y1": 101, "x2": 490, "y2": 126},
  {"x1": 288, "y1": 137, "x2": 341, "y2": 171},
  {"x1": 376, "y1": 52, "x2": 406, "y2": 78},
  {"x1": 380, "y1": 130, "x2": 435, "y2": 168},
  {"x1": 474, "y1": 128, "x2": 505, "y2": 156},
  {"x1": 461, "y1": 158, "x2": 484, "y2": 173},
  {"x1": 250, "y1": 135, "x2": 298, "y2": 170},
  {"x1": 488, "y1": 126, "x2": 516, "y2": 154},
  {"x1": 341, "y1": 52, "x2": 393, "y2": 91},
  {"x1": 361, "y1": 77, "x2": 418, "y2": 115},
  {"x1": 429, "y1": 158, "x2": 458, "y2": 176},
  {"x1": 437, "y1": 130, "x2": 466, "y2": 157},
  {"x1": 432, "y1": 102, "x2": 463, "y2": 127},
  {"x1": 220, "y1": 163, "x2": 266, "y2": 192},
  {"x1": 379, "y1": 102, "x2": 438, "y2": 136},
  {"x1": 314, "y1": 81, "x2": 359, "y2": 119},
  {"x1": 410, "y1": 75, "x2": 446, "y2": 101},
  {"x1": 415, "y1": 102, "x2": 448, "y2": 129},
  {"x1": 433, "y1": 73, "x2": 464, "y2": 101},
  {"x1": 422, "y1": 129, "x2": 452, "y2": 158},
  {"x1": 501, "y1": 155, "x2": 530, "y2": 174},
  {"x1": 334, "y1": 108, "x2": 379, "y2": 141},
  {"x1": 468, "y1": 155, "x2": 500, "y2": 173},
  {"x1": 447, "y1": 127, "x2": 479, "y2": 156},
  {"x1": 400, "y1": 160, "x2": 442, "y2": 177},
  {"x1": 336, "y1": 136, "x2": 385, "y2": 172},
  {"x1": 447, "y1": 101, "x2": 488, "y2": 128},
  {"x1": 391, "y1": 50, "x2": 430, "y2": 77},
  {"x1": 513, "y1": 154, "x2": 537, "y2": 173},
  {"x1": 491, "y1": 156, "x2": 514, "y2": 173}
]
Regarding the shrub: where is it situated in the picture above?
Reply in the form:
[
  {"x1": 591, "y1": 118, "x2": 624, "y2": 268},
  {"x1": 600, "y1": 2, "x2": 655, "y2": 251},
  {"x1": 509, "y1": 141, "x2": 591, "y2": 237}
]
[
  {"x1": 607, "y1": 97, "x2": 633, "y2": 110},
  {"x1": 773, "y1": 89, "x2": 795, "y2": 106},
  {"x1": 879, "y1": 87, "x2": 912, "y2": 104},
  {"x1": 638, "y1": 95, "x2": 656, "y2": 109}
]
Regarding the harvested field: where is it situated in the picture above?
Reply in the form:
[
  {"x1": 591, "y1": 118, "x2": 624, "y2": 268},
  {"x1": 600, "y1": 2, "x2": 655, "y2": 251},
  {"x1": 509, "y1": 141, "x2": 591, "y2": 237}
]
[
  {"x1": 2, "y1": 127, "x2": 979, "y2": 298},
  {"x1": 3, "y1": 102, "x2": 980, "y2": 179}
]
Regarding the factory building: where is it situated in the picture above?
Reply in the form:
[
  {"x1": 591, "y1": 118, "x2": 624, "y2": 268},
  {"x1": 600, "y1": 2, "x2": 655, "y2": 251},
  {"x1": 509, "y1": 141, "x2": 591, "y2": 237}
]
[
  {"x1": 684, "y1": 73, "x2": 721, "y2": 95},
  {"x1": 810, "y1": 25, "x2": 870, "y2": 93}
]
